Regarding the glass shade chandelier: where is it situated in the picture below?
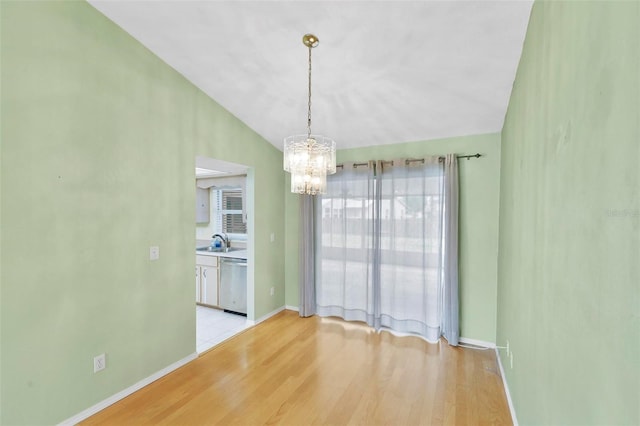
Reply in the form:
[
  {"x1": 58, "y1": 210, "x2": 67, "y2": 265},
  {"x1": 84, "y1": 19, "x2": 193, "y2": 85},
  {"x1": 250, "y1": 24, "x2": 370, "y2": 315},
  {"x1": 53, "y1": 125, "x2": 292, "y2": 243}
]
[{"x1": 284, "y1": 34, "x2": 336, "y2": 195}]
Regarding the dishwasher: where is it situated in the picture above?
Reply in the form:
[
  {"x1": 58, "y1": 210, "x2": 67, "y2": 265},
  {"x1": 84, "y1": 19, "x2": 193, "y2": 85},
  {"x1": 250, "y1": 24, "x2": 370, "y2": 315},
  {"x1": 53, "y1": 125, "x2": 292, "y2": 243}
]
[{"x1": 219, "y1": 257, "x2": 247, "y2": 315}]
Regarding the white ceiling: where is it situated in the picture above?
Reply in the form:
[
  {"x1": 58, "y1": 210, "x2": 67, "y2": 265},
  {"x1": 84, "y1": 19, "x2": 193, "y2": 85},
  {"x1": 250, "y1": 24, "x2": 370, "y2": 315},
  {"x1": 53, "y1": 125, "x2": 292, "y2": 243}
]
[{"x1": 89, "y1": 0, "x2": 533, "y2": 151}]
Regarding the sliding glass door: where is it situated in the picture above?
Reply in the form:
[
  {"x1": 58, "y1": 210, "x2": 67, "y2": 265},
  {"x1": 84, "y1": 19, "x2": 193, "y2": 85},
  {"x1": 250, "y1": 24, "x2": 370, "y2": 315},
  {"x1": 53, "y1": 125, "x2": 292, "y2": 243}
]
[{"x1": 314, "y1": 156, "x2": 459, "y2": 344}]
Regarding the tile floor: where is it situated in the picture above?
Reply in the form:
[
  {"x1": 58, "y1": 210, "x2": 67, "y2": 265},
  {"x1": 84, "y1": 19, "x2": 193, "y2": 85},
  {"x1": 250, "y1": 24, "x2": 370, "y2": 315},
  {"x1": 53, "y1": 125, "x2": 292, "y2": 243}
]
[{"x1": 196, "y1": 305, "x2": 251, "y2": 353}]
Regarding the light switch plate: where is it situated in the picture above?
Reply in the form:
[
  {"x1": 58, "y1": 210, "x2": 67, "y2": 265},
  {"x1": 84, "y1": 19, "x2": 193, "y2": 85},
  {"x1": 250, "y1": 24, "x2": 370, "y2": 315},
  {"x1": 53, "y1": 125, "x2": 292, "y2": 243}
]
[
  {"x1": 270, "y1": 233, "x2": 275, "y2": 243},
  {"x1": 149, "y1": 246, "x2": 160, "y2": 260}
]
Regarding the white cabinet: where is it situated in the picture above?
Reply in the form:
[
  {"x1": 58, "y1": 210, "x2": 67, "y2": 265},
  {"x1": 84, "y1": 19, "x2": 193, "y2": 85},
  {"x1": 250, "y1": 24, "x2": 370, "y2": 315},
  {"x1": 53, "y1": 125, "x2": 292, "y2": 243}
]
[
  {"x1": 196, "y1": 187, "x2": 210, "y2": 224},
  {"x1": 201, "y1": 266, "x2": 218, "y2": 306},
  {"x1": 196, "y1": 255, "x2": 219, "y2": 307},
  {"x1": 195, "y1": 266, "x2": 201, "y2": 302}
]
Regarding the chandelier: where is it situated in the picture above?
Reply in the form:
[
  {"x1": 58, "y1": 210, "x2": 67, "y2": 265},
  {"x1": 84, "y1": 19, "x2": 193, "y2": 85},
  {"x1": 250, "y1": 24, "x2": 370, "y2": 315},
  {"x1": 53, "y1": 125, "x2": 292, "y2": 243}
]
[{"x1": 284, "y1": 34, "x2": 336, "y2": 195}]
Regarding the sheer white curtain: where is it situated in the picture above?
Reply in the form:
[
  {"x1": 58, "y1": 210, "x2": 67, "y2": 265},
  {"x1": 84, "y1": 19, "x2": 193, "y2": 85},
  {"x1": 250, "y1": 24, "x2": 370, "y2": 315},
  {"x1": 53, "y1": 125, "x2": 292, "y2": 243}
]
[
  {"x1": 314, "y1": 156, "x2": 459, "y2": 344},
  {"x1": 315, "y1": 161, "x2": 378, "y2": 324},
  {"x1": 377, "y1": 157, "x2": 444, "y2": 341}
]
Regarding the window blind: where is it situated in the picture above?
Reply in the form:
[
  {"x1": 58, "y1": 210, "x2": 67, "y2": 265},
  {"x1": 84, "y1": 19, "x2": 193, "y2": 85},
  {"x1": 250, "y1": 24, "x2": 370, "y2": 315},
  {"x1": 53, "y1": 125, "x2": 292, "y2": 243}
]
[{"x1": 221, "y1": 190, "x2": 246, "y2": 234}]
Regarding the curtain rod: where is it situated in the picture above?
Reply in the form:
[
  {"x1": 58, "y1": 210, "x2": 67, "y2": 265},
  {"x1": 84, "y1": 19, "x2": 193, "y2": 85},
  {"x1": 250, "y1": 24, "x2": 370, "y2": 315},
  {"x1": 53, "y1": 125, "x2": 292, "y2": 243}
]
[
  {"x1": 456, "y1": 153, "x2": 482, "y2": 160},
  {"x1": 336, "y1": 153, "x2": 482, "y2": 169}
]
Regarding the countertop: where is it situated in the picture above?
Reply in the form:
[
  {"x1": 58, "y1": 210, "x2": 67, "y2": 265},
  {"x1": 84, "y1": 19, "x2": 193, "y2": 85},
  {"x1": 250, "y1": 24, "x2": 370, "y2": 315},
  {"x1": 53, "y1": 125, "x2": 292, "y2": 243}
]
[{"x1": 195, "y1": 249, "x2": 247, "y2": 260}]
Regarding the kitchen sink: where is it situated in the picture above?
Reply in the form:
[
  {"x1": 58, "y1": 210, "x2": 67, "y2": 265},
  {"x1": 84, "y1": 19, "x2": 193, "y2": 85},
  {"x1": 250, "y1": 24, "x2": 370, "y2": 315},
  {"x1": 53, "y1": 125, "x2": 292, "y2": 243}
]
[{"x1": 196, "y1": 246, "x2": 244, "y2": 253}]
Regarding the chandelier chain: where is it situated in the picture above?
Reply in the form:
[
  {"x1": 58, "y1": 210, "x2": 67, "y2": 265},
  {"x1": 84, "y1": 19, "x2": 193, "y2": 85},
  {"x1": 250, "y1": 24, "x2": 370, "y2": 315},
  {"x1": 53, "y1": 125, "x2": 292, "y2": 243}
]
[{"x1": 307, "y1": 45, "x2": 312, "y2": 140}]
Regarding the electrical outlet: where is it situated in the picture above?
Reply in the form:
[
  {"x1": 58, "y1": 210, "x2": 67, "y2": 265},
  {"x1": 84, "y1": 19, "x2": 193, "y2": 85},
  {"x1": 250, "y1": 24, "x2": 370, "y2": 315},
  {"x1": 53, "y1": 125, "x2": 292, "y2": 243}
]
[
  {"x1": 149, "y1": 246, "x2": 160, "y2": 261},
  {"x1": 270, "y1": 287, "x2": 275, "y2": 296},
  {"x1": 94, "y1": 354, "x2": 106, "y2": 373},
  {"x1": 510, "y1": 352, "x2": 513, "y2": 369},
  {"x1": 270, "y1": 233, "x2": 275, "y2": 243},
  {"x1": 506, "y1": 340, "x2": 510, "y2": 356}
]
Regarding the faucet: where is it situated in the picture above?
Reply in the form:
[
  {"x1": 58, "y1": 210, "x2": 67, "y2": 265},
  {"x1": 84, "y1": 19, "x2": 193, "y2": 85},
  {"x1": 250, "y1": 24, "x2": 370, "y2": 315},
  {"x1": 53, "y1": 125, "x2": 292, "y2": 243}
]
[{"x1": 211, "y1": 233, "x2": 229, "y2": 251}]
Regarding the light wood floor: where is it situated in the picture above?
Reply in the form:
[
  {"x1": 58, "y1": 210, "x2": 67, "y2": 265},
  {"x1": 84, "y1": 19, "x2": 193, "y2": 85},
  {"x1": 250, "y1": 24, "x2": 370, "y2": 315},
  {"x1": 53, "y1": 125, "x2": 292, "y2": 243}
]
[{"x1": 83, "y1": 310, "x2": 511, "y2": 425}]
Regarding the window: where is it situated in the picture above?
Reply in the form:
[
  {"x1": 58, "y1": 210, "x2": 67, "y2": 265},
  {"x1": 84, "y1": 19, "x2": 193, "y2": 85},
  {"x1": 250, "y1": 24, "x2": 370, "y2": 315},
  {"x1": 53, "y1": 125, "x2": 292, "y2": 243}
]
[{"x1": 215, "y1": 189, "x2": 246, "y2": 235}]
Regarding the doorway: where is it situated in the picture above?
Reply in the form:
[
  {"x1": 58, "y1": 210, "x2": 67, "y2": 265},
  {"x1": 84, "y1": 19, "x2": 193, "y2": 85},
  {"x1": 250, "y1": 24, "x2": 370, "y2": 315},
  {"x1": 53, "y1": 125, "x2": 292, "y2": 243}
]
[{"x1": 195, "y1": 155, "x2": 255, "y2": 353}]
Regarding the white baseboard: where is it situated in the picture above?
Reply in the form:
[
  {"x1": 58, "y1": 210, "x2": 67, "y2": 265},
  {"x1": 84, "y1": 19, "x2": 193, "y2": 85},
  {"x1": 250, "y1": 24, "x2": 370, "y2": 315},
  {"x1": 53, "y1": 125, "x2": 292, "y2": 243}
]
[
  {"x1": 285, "y1": 305, "x2": 299, "y2": 312},
  {"x1": 459, "y1": 336, "x2": 515, "y2": 424},
  {"x1": 58, "y1": 352, "x2": 197, "y2": 426},
  {"x1": 495, "y1": 348, "x2": 518, "y2": 426},
  {"x1": 247, "y1": 306, "x2": 286, "y2": 326},
  {"x1": 459, "y1": 337, "x2": 496, "y2": 348}
]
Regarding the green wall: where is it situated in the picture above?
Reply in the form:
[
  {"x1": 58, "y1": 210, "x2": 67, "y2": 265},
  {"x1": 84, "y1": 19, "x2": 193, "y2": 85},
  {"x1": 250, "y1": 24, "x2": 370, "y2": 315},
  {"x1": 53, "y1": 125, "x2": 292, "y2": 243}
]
[
  {"x1": 497, "y1": 1, "x2": 639, "y2": 424},
  {"x1": 0, "y1": 1, "x2": 284, "y2": 424},
  {"x1": 285, "y1": 133, "x2": 502, "y2": 343}
]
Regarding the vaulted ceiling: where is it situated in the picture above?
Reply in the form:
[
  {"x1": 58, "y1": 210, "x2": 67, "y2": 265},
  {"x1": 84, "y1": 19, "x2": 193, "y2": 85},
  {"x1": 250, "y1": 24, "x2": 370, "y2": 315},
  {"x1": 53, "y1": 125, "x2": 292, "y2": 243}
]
[{"x1": 89, "y1": 0, "x2": 533, "y2": 151}]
